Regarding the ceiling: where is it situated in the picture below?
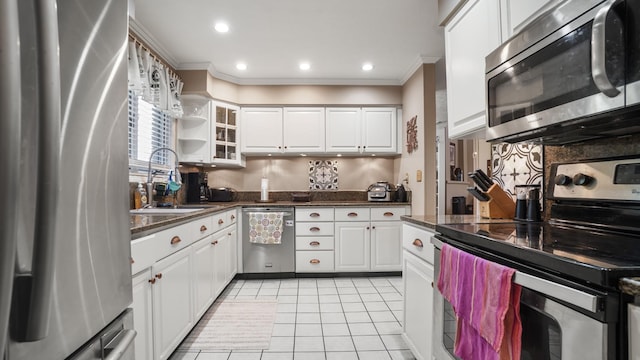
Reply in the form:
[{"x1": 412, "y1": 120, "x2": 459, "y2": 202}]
[{"x1": 131, "y1": 0, "x2": 444, "y2": 86}]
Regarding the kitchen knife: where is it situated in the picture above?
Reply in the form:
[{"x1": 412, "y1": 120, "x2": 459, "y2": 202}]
[
  {"x1": 476, "y1": 169, "x2": 494, "y2": 185},
  {"x1": 467, "y1": 187, "x2": 490, "y2": 202},
  {"x1": 470, "y1": 172, "x2": 491, "y2": 191}
]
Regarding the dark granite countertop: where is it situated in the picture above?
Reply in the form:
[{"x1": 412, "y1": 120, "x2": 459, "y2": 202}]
[
  {"x1": 131, "y1": 201, "x2": 410, "y2": 239},
  {"x1": 620, "y1": 277, "x2": 640, "y2": 297},
  {"x1": 401, "y1": 215, "x2": 515, "y2": 230}
]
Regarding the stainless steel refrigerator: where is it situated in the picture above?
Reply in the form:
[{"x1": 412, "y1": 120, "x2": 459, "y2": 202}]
[{"x1": 1, "y1": 0, "x2": 134, "y2": 359}]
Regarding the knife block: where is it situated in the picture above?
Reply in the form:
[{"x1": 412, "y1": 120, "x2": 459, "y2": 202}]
[{"x1": 479, "y1": 184, "x2": 516, "y2": 219}]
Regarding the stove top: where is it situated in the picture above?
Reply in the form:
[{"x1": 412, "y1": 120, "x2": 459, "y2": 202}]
[{"x1": 436, "y1": 221, "x2": 640, "y2": 289}]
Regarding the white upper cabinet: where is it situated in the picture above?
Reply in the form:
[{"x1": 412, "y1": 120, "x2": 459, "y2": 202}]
[
  {"x1": 499, "y1": 0, "x2": 557, "y2": 40},
  {"x1": 325, "y1": 107, "x2": 362, "y2": 153},
  {"x1": 283, "y1": 107, "x2": 326, "y2": 153},
  {"x1": 241, "y1": 108, "x2": 284, "y2": 153},
  {"x1": 445, "y1": 0, "x2": 502, "y2": 139},
  {"x1": 362, "y1": 108, "x2": 397, "y2": 153},
  {"x1": 326, "y1": 107, "x2": 397, "y2": 154}
]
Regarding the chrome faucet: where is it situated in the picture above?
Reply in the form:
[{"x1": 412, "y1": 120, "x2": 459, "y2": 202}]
[{"x1": 146, "y1": 147, "x2": 182, "y2": 207}]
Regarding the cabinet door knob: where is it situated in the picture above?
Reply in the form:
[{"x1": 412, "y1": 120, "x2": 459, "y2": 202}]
[
  {"x1": 170, "y1": 236, "x2": 181, "y2": 245},
  {"x1": 218, "y1": 219, "x2": 224, "y2": 225},
  {"x1": 309, "y1": 241, "x2": 320, "y2": 246},
  {"x1": 431, "y1": 281, "x2": 434, "y2": 288},
  {"x1": 347, "y1": 212, "x2": 358, "y2": 217},
  {"x1": 412, "y1": 239, "x2": 424, "y2": 248},
  {"x1": 231, "y1": 214, "x2": 236, "y2": 221},
  {"x1": 200, "y1": 225, "x2": 208, "y2": 232},
  {"x1": 309, "y1": 227, "x2": 320, "y2": 232},
  {"x1": 366, "y1": 226, "x2": 370, "y2": 230},
  {"x1": 130, "y1": 257, "x2": 135, "y2": 264},
  {"x1": 310, "y1": 212, "x2": 320, "y2": 218},
  {"x1": 149, "y1": 278, "x2": 156, "y2": 284},
  {"x1": 383, "y1": 212, "x2": 394, "y2": 217},
  {"x1": 310, "y1": 259, "x2": 320, "y2": 264},
  {"x1": 372, "y1": 226, "x2": 376, "y2": 230},
  {"x1": 155, "y1": 273, "x2": 163, "y2": 279}
]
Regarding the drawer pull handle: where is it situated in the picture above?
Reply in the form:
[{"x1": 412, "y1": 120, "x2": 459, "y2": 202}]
[
  {"x1": 211, "y1": 240, "x2": 219, "y2": 245},
  {"x1": 310, "y1": 259, "x2": 320, "y2": 264},
  {"x1": 228, "y1": 233, "x2": 232, "y2": 236},
  {"x1": 310, "y1": 227, "x2": 320, "y2": 232},
  {"x1": 155, "y1": 273, "x2": 163, "y2": 279},
  {"x1": 412, "y1": 239, "x2": 424, "y2": 248},
  {"x1": 200, "y1": 225, "x2": 208, "y2": 232},
  {"x1": 309, "y1": 241, "x2": 321, "y2": 246},
  {"x1": 231, "y1": 214, "x2": 236, "y2": 221},
  {"x1": 170, "y1": 236, "x2": 181, "y2": 245},
  {"x1": 310, "y1": 212, "x2": 320, "y2": 218},
  {"x1": 347, "y1": 212, "x2": 358, "y2": 217},
  {"x1": 149, "y1": 278, "x2": 156, "y2": 284},
  {"x1": 383, "y1": 212, "x2": 394, "y2": 217},
  {"x1": 218, "y1": 219, "x2": 224, "y2": 225}
]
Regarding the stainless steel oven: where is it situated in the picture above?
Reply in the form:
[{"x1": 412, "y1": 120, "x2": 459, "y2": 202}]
[
  {"x1": 432, "y1": 239, "x2": 613, "y2": 360},
  {"x1": 485, "y1": 0, "x2": 640, "y2": 144},
  {"x1": 433, "y1": 156, "x2": 640, "y2": 360}
]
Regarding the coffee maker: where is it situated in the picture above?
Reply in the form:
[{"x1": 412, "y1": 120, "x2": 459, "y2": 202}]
[{"x1": 182, "y1": 171, "x2": 209, "y2": 203}]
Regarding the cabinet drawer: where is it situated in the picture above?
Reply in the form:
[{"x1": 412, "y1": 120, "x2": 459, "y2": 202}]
[
  {"x1": 226, "y1": 209, "x2": 238, "y2": 225},
  {"x1": 131, "y1": 221, "x2": 193, "y2": 274},
  {"x1": 296, "y1": 251, "x2": 334, "y2": 272},
  {"x1": 371, "y1": 207, "x2": 406, "y2": 221},
  {"x1": 211, "y1": 211, "x2": 229, "y2": 232},
  {"x1": 296, "y1": 222, "x2": 334, "y2": 236},
  {"x1": 295, "y1": 237, "x2": 335, "y2": 251},
  {"x1": 402, "y1": 223, "x2": 435, "y2": 264},
  {"x1": 189, "y1": 215, "x2": 214, "y2": 240},
  {"x1": 295, "y1": 207, "x2": 334, "y2": 222},
  {"x1": 335, "y1": 207, "x2": 370, "y2": 221}
]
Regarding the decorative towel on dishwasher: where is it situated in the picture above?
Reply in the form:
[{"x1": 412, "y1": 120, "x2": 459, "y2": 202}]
[
  {"x1": 437, "y1": 244, "x2": 522, "y2": 360},
  {"x1": 248, "y1": 212, "x2": 284, "y2": 244}
]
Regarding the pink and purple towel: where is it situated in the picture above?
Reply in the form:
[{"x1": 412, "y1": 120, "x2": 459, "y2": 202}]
[{"x1": 437, "y1": 244, "x2": 522, "y2": 360}]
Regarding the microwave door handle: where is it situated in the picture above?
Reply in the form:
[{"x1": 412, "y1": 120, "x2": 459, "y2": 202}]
[
  {"x1": 17, "y1": 0, "x2": 62, "y2": 342},
  {"x1": 591, "y1": 0, "x2": 622, "y2": 97},
  {"x1": 0, "y1": 0, "x2": 22, "y2": 354}
]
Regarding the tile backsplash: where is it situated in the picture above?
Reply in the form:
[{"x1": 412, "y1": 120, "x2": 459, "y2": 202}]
[
  {"x1": 491, "y1": 143, "x2": 543, "y2": 199},
  {"x1": 308, "y1": 160, "x2": 339, "y2": 190}
]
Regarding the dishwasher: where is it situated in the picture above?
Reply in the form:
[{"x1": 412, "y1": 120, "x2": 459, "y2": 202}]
[{"x1": 242, "y1": 207, "x2": 295, "y2": 275}]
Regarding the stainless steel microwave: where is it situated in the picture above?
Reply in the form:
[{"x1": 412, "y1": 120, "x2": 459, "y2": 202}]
[{"x1": 485, "y1": 0, "x2": 640, "y2": 144}]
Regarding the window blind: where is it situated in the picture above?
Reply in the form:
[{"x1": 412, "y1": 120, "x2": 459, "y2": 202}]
[{"x1": 128, "y1": 90, "x2": 174, "y2": 167}]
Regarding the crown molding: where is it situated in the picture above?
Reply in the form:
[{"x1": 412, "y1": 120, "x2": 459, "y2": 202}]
[
  {"x1": 129, "y1": 17, "x2": 179, "y2": 68},
  {"x1": 400, "y1": 55, "x2": 442, "y2": 85}
]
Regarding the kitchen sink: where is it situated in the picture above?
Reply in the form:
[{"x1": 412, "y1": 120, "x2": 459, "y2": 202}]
[{"x1": 129, "y1": 207, "x2": 205, "y2": 215}]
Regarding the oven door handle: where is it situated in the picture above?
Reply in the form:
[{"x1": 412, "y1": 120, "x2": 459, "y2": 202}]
[{"x1": 432, "y1": 237, "x2": 600, "y2": 313}]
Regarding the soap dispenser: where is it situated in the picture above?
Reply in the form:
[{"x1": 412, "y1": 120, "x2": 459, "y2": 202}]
[{"x1": 134, "y1": 182, "x2": 148, "y2": 209}]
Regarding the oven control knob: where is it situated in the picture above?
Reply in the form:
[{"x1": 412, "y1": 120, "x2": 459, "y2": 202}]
[
  {"x1": 573, "y1": 173, "x2": 593, "y2": 186},
  {"x1": 554, "y1": 174, "x2": 572, "y2": 186}
]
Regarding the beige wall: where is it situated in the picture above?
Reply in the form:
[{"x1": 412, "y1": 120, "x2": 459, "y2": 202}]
[
  {"x1": 177, "y1": 70, "x2": 402, "y2": 105},
  {"x1": 207, "y1": 157, "x2": 396, "y2": 191},
  {"x1": 396, "y1": 64, "x2": 437, "y2": 215}
]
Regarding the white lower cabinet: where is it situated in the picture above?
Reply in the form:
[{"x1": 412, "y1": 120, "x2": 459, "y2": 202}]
[
  {"x1": 402, "y1": 251, "x2": 434, "y2": 360},
  {"x1": 132, "y1": 269, "x2": 154, "y2": 360},
  {"x1": 402, "y1": 223, "x2": 436, "y2": 360},
  {"x1": 335, "y1": 221, "x2": 371, "y2": 271},
  {"x1": 192, "y1": 236, "x2": 215, "y2": 320},
  {"x1": 371, "y1": 221, "x2": 403, "y2": 271},
  {"x1": 152, "y1": 246, "x2": 194, "y2": 360},
  {"x1": 130, "y1": 211, "x2": 239, "y2": 360}
]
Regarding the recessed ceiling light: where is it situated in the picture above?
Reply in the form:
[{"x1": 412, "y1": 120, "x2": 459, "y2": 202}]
[
  {"x1": 299, "y1": 62, "x2": 311, "y2": 71},
  {"x1": 362, "y1": 63, "x2": 374, "y2": 71},
  {"x1": 236, "y1": 63, "x2": 247, "y2": 70},
  {"x1": 214, "y1": 22, "x2": 229, "y2": 33}
]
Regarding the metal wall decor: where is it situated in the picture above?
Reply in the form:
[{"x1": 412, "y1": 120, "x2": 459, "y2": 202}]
[{"x1": 407, "y1": 115, "x2": 418, "y2": 154}]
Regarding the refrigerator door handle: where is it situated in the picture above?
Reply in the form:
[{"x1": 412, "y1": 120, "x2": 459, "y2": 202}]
[
  {"x1": 103, "y1": 329, "x2": 137, "y2": 360},
  {"x1": 18, "y1": 0, "x2": 62, "y2": 342},
  {"x1": 0, "y1": 0, "x2": 21, "y2": 355}
]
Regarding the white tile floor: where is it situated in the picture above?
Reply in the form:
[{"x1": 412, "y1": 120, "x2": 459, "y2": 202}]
[{"x1": 170, "y1": 276, "x2": 416, "y2": 360}]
